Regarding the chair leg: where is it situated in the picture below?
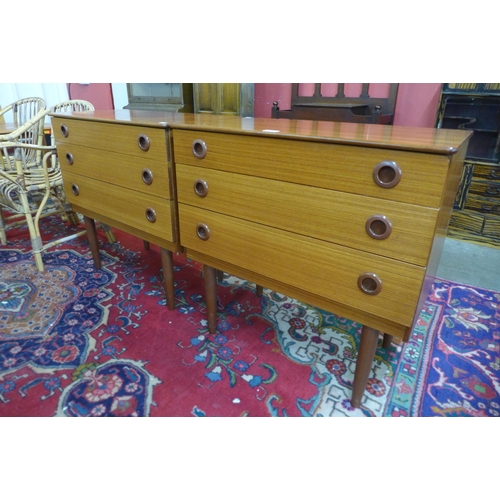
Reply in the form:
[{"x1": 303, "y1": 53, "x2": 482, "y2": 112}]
[
  {"x1": 33, "y1": 248, "x2": 44, "y2": 272},
  {"x1": 58, "y1": 197, "x2": 79, "y2": 225},
  {"x1": 98, "y1": 223, "x2": 116, "y2": 243},
  {"x1": 17, "y1": 186, "x2": 45, "y2": 272},
  {"x1": 0, "y1": 208, "x2": 7, "y2": 245},
  {"x1": 25, "y1": 211, "x2": 44, "y2": 272},
  {"x1": 68, "y1": 211, "x2": 80, "y2": 226}
]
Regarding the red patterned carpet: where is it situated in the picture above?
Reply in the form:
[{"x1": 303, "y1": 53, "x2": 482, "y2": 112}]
[{"x1": 1, "y1": 216, "x2": 499, "y2": 417}]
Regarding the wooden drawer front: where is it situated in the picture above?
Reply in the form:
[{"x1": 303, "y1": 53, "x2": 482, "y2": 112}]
[
  {"x1": 176, "y1": 163, "x2": 438, "y2": 266},
  {"x1": 472, "y1": 163, "x2": 500, "y2": 182},
  {"x1": 57, "y1": 143, "x2": 171, "y2": 199},
  {"x1": 465, "y1": 195, "x2": 500, "y2": 215},
  {"x1": 62, "y1": 171, "x2": 173, "y2": 240},
  {"x1": 51, "y1": 117, "x2": 168, "y2": 162},
  {"x1": 467, "y1": 179, "x2": 500, "y2": 199},
  {"x1": 172, "y1": 129, "x2": 449, "y2": 207},
  {"x1": 179, "y1": 204, "x2": 425, "y2": 326}
]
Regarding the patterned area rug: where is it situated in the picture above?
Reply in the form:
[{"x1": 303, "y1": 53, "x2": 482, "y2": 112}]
[{"x1": 1, "y1": 216, "x2": 499, "y2": 417}]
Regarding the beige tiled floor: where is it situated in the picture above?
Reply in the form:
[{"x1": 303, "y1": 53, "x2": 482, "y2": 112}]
[{"x1": 436, "y1": 238, "x2": 500, "y2": 291}]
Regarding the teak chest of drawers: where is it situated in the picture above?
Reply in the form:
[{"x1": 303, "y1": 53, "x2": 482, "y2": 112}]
[
  {"x1": 51, "y1": 112, "x2": 178, "y2": 309},
  {"x1": 51, "y1": 110, "x2": 471, "y2": 408}
]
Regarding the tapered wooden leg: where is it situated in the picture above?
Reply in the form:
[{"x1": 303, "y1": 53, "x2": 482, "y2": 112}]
[
  {"x1": 204, "y1": 265, "x2": 218, "y2": 335},
  {"x1": 160, "y1": 248, "x2": 175, "y2": 311},
  {"x1": 216, "y1": 270, "x2": 224, "y2": 282},
  {"x1": 256, "y1": 285, "x2": 263, "y2": 297},
  {"x1": 84, "y1": 216, "x2": 101, "y2": 269},
  {"x1": 143, "y1": 240, "x2": 150, "y2": 250},
  {"x1": 382, "y1": 333, "x2": 393, "y2": 349},
  {"x1": 351, "y1": 325, "x2": 381, "y2": 408}
]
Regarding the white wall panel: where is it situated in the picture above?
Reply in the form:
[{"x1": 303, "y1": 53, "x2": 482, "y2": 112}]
[
  {"x1": 111, "y1": 83, "x2": 128, "y2": 109},
  {"x1": 0, "y1": 83, "x2": 69, "y2": 123}
]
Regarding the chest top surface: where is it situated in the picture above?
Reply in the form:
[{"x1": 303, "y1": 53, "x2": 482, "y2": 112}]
[{"x1": 50, "y1": 109, "x2": 472, "y2": 154}]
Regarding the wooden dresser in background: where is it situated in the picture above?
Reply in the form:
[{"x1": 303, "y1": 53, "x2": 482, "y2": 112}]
[{"x1": 51, "y1": 110, "x2": 471, "y2": 409}]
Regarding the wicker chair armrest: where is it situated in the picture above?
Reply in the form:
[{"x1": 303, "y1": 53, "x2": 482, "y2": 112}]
[
  {"x1": 0, "y1": 108, "x2": 51, "y2": 142},
  {"x1": 1, "y1": 141, "x2": 56, "y2": 153},
  {"x1": 0, "y1": 103, "x2": 14, "y2": 118}
]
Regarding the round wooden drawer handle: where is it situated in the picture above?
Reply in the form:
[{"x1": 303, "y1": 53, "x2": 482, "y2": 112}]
[
  {"x1": 65, "y1": 152, "x2": 74, "y2": 165},
  {"x1": 365, "y1": 215, "x2": 392, "y2": 240},
  {"x1": 60, "y1": 123, "x2": 69, "y2": 138},
  {"x1": 358, "y1": 273, "x2": 382, "y2": 295},
  {"x1": 373, "y1": 161, "x2": 402, "y2": 188},
  {"x1": 71, "y1": 184, "x2": 80, "y2": 196},
  {"x1": 142, "y1": 168, "x2": 154, "y2": 185},
  {"x1": 196, "y1": 223, "x2": 210, "y2": 240},
  {"x1": 192, "y1": 139, "x2": 207, "y2": 159},
  {"x1": 138, "y1": 134, "x2": 150, "y2": 152},
  {"x1": 194, "y1": 179, "x2": 209, "y2": 197},
  {"x1": 145, "y1": 207, "x2": 157, "y2": 223}
]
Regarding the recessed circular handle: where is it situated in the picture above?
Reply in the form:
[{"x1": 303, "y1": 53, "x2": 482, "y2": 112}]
[
  {"x1": 71, "y1": 184, "x2": 80, "y2": 196},
  {"x1": 65, "y1": 152, "x2": 74, "y2": 165},
  {"x1": 196, "y1": 223, "x2": 210, "y2": 240},
  {"x1": 358, "y1": 273, "x2": 382, "y2": 295},
  {"x1": 145, "y1": 207, "x2": 157, "y2": 222},
  {"x1": 138, "y1": 134, "x2": 150, "y2": 152},
  {"x1": 142, "y1": 169, "x2": 153, "y2": 185},
  {"x1": 192, "y1": 139, "x2": 207, "y2": 159},
  {"x1": 60, "y1": 124, "x2": 69, "y2": 138},
  {"x1": 373, "y1": 161, "x2": 402, "y2": 188},
  {"x1": 365, "y1": 215, "x2": 392, "y2": 240},
  {"x1": 194, "y1": 179, "x2": 209, "y2": 197}
]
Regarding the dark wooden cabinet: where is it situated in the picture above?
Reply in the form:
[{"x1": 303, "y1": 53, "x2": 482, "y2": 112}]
[
  {"x1": 271, "y1": 83, "x2": 399, "y2": 124},
  {"x1": 124, "y1": 83, "x2": 194, "y2": 113},
  {"x1": 436, "y1": 83, "x2": 500, "y2": 244},
  {"x1": 193, "y1": 84, "x2": 254, "y2": 117}
]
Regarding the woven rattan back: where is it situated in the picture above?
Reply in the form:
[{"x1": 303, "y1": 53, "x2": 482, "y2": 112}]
[
  {"x1": 0, "y1": 97, "x2": 46, "y2": 126},
  {"x1": 1, "y1": 97, "x2": 47, "y2": 168},
  {"x1": 52, "y1": 99, "x2": 95, "y2": 113}
]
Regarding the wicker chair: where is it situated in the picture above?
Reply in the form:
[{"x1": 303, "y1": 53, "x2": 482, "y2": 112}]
[
  {"x1": 0, "y1": 107, "x2": 87, "y2": 271},
  {"x1": 0, "y1": 97, "x2": 46, "y2": 127},
  {"x1": 0, "y1": 97, "x2": 47, "y2": 170}
]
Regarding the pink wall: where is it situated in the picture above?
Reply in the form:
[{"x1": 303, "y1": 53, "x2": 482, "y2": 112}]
[
  {"x1": 68, "y1": 83, "x2": 114, "y2": 110},
  {"x1": 70, "y1": 83, "x2": 443, "y2": 128},
  {"x1": 391, "y1": 83, "x2": 442, "y2": 127},
  {"x1": 253, "y1": 83, "x2": 443, "y2": 127}
]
